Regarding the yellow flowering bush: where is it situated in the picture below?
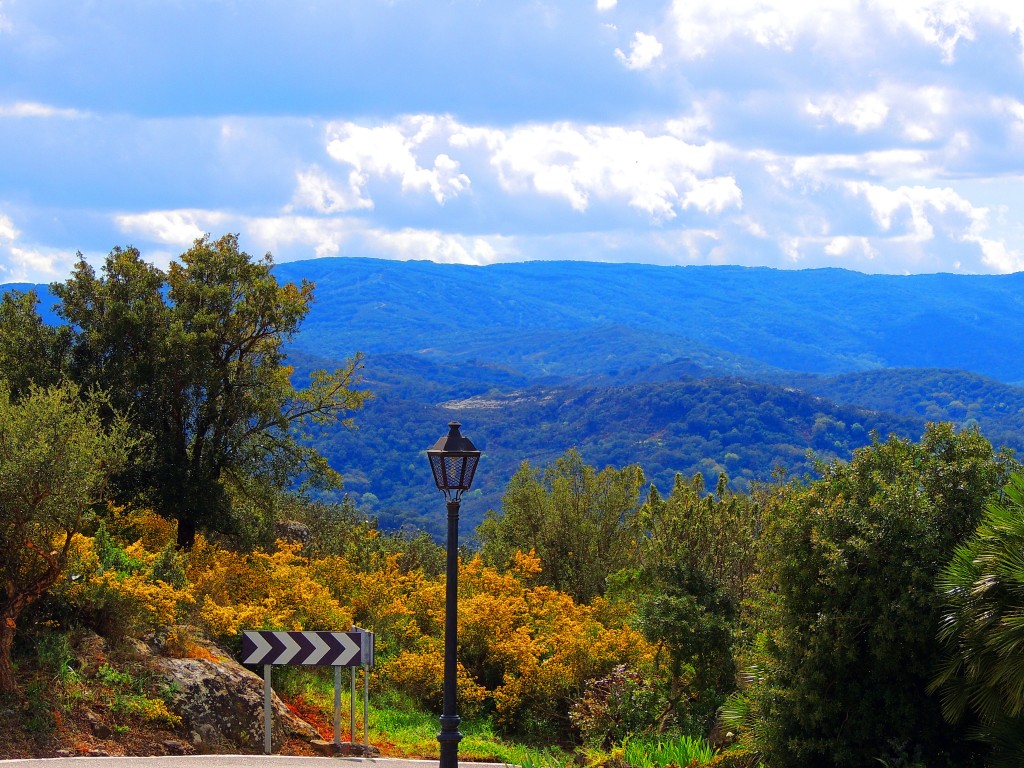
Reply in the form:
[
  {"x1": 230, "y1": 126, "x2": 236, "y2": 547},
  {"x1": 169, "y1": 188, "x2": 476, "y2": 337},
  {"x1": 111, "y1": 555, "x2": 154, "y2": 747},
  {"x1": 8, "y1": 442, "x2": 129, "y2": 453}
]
[
  {"x1": 48, "y1": 515, "x2": 653, "y2": 742},
  {"x1": 191, "y1": 541, "x2": 351, "y2": 643},
  {"x1": 380, "y1": 644, "x2": 487, "y2": 717},
  {"x1": 53, "y1": 533, "x2": 193, "y2": 636}
]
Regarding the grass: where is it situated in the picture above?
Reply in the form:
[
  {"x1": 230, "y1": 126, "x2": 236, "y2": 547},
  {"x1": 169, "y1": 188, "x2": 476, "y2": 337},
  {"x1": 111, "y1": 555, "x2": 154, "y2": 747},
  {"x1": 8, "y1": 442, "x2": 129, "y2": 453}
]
[
  {"x1": 622, "y1": 735, "x2": 717, "y2": 767},
  {"x1": 271, "y1": 666, "x2": 575, "y2": 763},
  {"x1": 270, "y1": 667, "x2": 719, "y2": 767}
]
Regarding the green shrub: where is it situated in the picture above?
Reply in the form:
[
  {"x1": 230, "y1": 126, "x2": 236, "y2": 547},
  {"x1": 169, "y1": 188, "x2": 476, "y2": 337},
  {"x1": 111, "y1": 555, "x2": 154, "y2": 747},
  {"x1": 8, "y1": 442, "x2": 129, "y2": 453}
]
[
  {"x1": 744, "y1": 425, "x2": 1010, "y2": 767},
  {"x1": 571, "y1": 665, "x2": 666, "y2": 749},
  {"x1": 706, "y1": 746, "x2": 759, "y2": 768}
]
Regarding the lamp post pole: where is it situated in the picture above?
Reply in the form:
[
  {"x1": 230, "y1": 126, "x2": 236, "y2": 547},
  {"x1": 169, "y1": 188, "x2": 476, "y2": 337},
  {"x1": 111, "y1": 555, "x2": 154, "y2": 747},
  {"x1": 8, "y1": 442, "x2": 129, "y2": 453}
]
[
  {"x1": 439, "y1": 498, "x2": 462, "y2": 768},
  {"x1": 426, "y1": 422, "x2": 481, "y2": 768}
]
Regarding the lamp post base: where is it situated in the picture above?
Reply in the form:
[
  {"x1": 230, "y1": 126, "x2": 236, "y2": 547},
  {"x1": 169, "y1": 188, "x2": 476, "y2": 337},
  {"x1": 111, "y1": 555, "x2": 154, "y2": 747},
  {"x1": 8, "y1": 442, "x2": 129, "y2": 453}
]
[{"x1": 438, "y1": 715, "x2": 462, "y2": 768}]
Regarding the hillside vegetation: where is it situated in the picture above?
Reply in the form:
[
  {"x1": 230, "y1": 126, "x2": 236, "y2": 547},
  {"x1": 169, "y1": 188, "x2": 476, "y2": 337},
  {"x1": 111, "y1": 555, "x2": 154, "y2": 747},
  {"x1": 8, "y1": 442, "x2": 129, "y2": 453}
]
[
  {"x1": 5, "y1": 242, "x2": 1024, "y2": 766},
  {"x1": 274, "y1": 257, "x2": 1024, "y2": 382}
]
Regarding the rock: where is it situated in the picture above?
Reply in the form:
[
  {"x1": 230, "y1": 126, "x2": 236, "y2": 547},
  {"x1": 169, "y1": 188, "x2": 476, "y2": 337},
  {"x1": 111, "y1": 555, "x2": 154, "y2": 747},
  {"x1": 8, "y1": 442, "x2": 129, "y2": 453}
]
[
  {"x1": 73, "y1": 631, "x2": 107, "y2": 676},
  {"x1": 311, "y1": 739, "x2": 341, "y2": 756},
  {"x1": 86, "y1": 711, "x2": 112, "y2": 739},
  {"x1": 54, "y1": 750, "x2": 75, "y2": 757},
  {"x1": 151, "y1": 633, "x2": 318, "y2": 753},
  {"x1": 190, "y1": 724, "x2": 220, "y2": 754},
  {"x1": 275, "y1": 520, "x2": 310, "y2": 547},
  {"x1": 162, "y1": 739, "x2": 188, "y2": 755},
  {"x1": 87, "y1": 749, "x2": 110, "y2": 757}
]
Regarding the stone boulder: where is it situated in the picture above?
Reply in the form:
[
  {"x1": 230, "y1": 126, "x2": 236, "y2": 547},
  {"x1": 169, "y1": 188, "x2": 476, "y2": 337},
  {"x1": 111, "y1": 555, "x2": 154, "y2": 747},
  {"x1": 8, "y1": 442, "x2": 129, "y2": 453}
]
[
  {"x1": 145, "y1": 631, "x2": 318, "y2": 754},
  {"x1": 274, "y1": 520, "x2": 311, "y2": 548}
]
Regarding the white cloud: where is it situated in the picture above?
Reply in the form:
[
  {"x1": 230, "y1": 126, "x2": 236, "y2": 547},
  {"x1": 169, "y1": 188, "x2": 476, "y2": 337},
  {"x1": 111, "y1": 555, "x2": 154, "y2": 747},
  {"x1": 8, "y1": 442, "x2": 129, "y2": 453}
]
[
  {"x1": 788, "y1": 149, "x2": 935, "y2": 183},
  {"x1": 319, "y1": 116, "x2": 736, "y2": 223},
  {"x1": 596, "y1": 0, "x2": 617, "y2": 11},
  {"x1": 484, "y1": 123, "x2": 728, "y2": 219},
  {"x1": 0, "y1": 213, "x2": 18, "y2": 243},
  {"x1": 848, "y1": 182, "x2": 982, "y2": 240},
  {"x1": 0, "y1": 212, "x2": 78, "y2": 283},
  {"x1": 115, "y1": 210, "x2": 231, "y2": 247},
  {"x1": 325, "y1": 116, "x2": 471, "y2": 205},
  {"x1": 824, "y1": 235, "x2": 878, "y2": 260},
  {"x1": 974, "y1": 237, "x2": 1024, "y2": 272},
  {"x1": 806, "y1": 93, "x2": 890, "y2": 132},
  {"x1": 156, "y1": 211, "x2": 518, "y2": 268},
  {"x1": 289, "y1": 165, "x2": 374, "y2": 214},
  {"x1": 614, "y1": 32, "x2": 664, "y2": 70},
  {"x1": 835, "y1": 181, "x2": 1024, "y2": 272},
  {"x1": 683, "y1": 176, "x2": 743, "y2": 214},
  {"x1": 666, "y1": 0, "x2": 1024, "y2": 62},
  {"x1": 367, "y1": 228, "x2": 511, "y2": 265},
  {"x1": 0, "y1": 101, "x2": 85, "y2": 119}
]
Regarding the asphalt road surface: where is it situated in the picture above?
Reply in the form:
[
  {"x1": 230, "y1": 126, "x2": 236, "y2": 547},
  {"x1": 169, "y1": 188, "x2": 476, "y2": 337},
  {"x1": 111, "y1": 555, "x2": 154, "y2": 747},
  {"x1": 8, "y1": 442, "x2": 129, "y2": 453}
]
[{"x1": 0, "y1": 758, "x2": 513, "y2": 768}]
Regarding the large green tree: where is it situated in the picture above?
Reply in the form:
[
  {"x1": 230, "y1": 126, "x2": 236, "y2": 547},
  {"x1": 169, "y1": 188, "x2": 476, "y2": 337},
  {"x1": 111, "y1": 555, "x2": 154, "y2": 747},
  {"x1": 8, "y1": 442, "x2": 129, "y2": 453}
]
[
  {"x1": 50, "y1": 234, "x2": 368, "y2": 548},
  {"x1": 0, "y1": 289, "x2": 68, "y2": 399},
  {"x1": 477, "y1": 448, "x2": 645, "y2": 603},
  {"x1": 745, "y1": 423, "x2": 1014, "y2": 767},
  {"x1": 931, "y1": 471, "x2": 1024, "y2": 767},
  {"x1": 0, "y1": 381, "x2": 133, "y2": 693},
  {"x1": 618, "y1": 472, "x2": 759, "y2": 734}
]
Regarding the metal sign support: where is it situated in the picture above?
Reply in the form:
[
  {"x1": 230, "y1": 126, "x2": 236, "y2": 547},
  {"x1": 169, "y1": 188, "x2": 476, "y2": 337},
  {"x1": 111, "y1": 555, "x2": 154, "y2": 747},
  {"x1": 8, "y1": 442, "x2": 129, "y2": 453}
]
[
  {"x1": 334, "y1": 665, "x2": 342, "y2": 745},
  {"x1": 263, "y1": 665, "x2": 272, "y2": 755},
  {"x1": 363, "y1": 664, "x2": 370, "y2": 751},
  {"x1": 247, "y1": 627, "x2": 374, "y2": 755}
]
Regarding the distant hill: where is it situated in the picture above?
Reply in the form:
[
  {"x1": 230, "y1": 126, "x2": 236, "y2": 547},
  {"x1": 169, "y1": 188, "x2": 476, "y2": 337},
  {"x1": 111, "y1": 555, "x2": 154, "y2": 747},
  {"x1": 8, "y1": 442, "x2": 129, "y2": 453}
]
[
  {"x1": 310, "y1": 362, "x2": 926, "y2": 537},
  {"x1": 779, "y1": 368, "x2": 1024, "y2": 456},
  {"x1": 275, "y1": 258, "x2": 1024, "y2": 383},
  {"x1": 6, "y1": 258, "x2": 1024, "y2": 536}
]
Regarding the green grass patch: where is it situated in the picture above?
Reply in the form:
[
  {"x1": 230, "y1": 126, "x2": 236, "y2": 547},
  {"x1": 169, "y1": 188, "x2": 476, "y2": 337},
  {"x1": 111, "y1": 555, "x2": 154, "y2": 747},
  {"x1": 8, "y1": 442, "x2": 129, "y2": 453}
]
[{"x1": 267, "y1": 666, "x2": 574, "y2": 763}]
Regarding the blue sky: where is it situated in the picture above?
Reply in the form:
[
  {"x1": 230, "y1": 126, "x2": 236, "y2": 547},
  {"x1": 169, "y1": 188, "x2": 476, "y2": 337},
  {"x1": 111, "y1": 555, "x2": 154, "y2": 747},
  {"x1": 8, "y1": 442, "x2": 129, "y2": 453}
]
[{"x1": 2, "y1": 0, "x2": 1024, "y2": 283}]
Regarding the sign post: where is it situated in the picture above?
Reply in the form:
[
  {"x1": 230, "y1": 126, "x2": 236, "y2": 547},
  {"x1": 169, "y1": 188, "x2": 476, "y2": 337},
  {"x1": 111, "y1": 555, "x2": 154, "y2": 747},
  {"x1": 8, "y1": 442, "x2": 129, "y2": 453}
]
[{"x1": 242, "y1": 629, "x2": 375, "y2": 754}]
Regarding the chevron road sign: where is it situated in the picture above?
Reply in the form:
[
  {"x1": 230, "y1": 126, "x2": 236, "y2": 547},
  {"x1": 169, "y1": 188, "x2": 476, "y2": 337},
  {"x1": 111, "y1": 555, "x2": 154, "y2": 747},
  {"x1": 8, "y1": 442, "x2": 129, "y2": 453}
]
[{"x1": 241, "y1": 630, "x2": 373, "y2": 667}]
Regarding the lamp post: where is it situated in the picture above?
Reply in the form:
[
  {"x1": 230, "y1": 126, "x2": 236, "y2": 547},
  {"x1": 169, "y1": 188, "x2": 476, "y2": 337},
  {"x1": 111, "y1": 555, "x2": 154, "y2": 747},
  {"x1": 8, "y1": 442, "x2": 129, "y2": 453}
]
[{"x1": 427, "y1": 421, "x2": 481, "y2": 768}]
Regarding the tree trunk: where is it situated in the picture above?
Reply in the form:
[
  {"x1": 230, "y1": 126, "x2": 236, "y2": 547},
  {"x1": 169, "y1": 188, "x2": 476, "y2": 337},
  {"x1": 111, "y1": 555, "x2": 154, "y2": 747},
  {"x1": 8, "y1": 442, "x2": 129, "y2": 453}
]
[
  {"x1": 176, "y1": 515, "x2": 197, "y2": 550},
  {"x1": 0, "y1": 615, "x2": 19, "y2": 694}
]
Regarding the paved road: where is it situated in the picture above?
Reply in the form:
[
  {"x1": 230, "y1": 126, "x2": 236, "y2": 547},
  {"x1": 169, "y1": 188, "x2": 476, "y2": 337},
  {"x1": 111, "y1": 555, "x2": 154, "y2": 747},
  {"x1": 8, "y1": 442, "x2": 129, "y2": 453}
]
[{"x1": 0, "y1": 758, "x2": 513, "y2": 768}]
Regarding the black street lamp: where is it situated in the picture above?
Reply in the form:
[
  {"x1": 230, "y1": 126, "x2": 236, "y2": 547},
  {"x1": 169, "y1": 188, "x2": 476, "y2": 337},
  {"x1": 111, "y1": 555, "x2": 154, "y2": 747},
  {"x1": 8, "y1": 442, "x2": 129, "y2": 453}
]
[{"x1": 427, "y1": 422, "x2": 481, "y2": 768}]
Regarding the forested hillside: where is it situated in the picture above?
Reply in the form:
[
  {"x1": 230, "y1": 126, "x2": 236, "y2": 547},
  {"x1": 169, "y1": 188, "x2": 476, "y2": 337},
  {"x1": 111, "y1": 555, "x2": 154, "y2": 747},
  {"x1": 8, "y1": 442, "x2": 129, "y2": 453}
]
[
  {"x1": 310, "y1": 357, "x2": 926, "y2": 536},
  {"x1": 8, "y1": 256, "x2": 1024, "y2": 535},
  {"x1": 275, "y1": 258, "x2": 1024, "y2": 383}
]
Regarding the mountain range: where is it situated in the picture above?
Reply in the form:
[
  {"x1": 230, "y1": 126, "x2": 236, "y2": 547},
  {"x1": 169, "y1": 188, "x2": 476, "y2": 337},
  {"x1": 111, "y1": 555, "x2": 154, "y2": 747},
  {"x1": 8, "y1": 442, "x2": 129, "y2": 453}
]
[{"x1": 7, "y1": 258, "x2": 1024, "y2": 537}]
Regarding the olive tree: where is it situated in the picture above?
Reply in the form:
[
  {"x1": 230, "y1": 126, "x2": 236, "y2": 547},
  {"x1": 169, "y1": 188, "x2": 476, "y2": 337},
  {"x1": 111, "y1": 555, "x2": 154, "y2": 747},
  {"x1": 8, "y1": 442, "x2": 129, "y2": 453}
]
[
  {"x1": 0, "y1": 381, "x2": 132, "y2": 693},
  {"x1": 51, "y1": 234, "x2": 368, "y2": 548}
]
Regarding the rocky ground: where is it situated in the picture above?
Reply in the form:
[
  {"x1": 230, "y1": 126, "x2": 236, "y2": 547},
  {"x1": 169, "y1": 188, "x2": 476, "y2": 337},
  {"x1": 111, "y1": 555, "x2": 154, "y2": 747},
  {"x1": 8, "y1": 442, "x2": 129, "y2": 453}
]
[{"x1": 0, "y1": 627, "x2": 331, "y2": 760}]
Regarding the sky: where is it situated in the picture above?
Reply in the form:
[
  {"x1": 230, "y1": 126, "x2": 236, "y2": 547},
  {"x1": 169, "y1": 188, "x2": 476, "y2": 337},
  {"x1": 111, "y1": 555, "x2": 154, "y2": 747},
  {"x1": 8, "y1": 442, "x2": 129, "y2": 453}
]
[{"x1": 2, "y1": 0, "x2": 1024, "y2": 283}]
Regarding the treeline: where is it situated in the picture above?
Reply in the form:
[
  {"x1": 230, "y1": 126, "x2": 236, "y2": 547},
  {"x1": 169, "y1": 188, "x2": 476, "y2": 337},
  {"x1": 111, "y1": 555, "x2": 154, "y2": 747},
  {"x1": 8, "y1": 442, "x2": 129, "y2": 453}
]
[
  {"x1": 311, "y1": 367, "x2": 926, "y2": 536},
  {"x1": 785, "y1": 368, "x2": 1024, "y2": 454},
  {"x1": 474, "y1": 428, "x2": 1024, "y2": 766},
  {"x1": 5, "y1": 240, "x2": 1024, "y2": 766}
]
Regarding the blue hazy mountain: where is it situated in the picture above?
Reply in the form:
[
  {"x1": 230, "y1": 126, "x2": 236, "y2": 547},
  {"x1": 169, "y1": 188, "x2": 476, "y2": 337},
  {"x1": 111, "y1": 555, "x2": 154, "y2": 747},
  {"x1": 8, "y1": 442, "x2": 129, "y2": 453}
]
[
  {"x1": 275, "y1": 258, "x2": 1024, "y2": 384},
  {"x1": 7, "y1": 258, "x2": 1024, "y2": 535}
]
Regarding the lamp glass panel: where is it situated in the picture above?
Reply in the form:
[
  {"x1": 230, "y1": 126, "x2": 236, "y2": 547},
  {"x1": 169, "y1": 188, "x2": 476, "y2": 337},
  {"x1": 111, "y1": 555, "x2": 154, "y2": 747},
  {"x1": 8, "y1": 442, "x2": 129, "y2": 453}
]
[
  {"x1": 462, "y1": 455, "x2": 479, "y2": 489},
  {"x1": 430, "y1": 454, "x2": 445, "y2": 489},
  {"x1": 444, "y1": 456, "x2": 465, "y2": 489}
]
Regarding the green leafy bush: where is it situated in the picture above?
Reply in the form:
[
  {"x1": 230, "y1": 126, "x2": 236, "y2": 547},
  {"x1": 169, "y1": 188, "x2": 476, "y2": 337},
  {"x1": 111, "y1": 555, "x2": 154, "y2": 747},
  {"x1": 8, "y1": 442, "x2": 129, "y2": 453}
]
[
  {"x1": 571, "y1": 665, "x2": 666, "y2": 748},
  {"x1": 743, "y1": 424, "x2": 1012, "y2": 767}
]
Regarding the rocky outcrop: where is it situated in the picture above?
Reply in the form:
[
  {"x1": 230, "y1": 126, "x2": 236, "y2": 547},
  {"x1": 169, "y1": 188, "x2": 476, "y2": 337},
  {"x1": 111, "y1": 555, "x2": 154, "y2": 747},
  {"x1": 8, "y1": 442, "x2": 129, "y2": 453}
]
[
  {"x1": 143, "y1": 630, "x2": 318, "y2": 754},
  {"x1": 274, "y1": 520, "x2": 311, "y2": 547}
]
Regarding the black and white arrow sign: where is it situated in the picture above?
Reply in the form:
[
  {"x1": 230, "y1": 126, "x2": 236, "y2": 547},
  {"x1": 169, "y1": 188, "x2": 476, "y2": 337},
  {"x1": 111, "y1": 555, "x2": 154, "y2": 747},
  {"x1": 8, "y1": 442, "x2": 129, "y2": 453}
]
[{"x1": 241, "y1": 630, "x2": 369, "y2": 667}]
